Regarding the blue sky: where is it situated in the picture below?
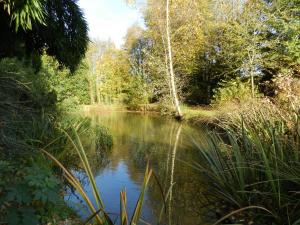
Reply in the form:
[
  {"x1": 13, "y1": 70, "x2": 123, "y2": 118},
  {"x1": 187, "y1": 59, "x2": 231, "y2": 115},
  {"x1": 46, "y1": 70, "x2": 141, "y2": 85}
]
[{"x1": 78, "y1": 0, "x2": 144, "y2": 48}]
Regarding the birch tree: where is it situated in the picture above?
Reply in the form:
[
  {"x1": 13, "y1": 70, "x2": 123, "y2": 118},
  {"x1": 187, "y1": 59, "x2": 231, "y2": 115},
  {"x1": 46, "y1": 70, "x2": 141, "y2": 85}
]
[{"x1": 166, "y1": 0, "x2": 182, "y2": 118}]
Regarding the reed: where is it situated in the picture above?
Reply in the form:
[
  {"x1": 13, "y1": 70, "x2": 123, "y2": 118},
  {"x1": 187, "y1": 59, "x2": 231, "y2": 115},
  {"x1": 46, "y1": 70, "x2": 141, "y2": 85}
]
[
  {"x1": 43, "y1": 128, "x2": 153, "y2": 225},
  {"x1": 193, "y1": 111, "x2": 300, "y2": 224}
]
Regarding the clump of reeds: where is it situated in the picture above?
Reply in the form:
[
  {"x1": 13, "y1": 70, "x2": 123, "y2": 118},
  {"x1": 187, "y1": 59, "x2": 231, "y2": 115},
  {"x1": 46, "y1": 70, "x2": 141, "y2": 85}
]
[{"x1": 193, "y1": 107, "x2": 300, "y2": 224}]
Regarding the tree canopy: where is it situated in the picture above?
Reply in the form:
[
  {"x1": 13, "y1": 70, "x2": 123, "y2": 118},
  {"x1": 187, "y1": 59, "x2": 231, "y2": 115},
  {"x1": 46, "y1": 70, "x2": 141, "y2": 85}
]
[{"x1": 0, "y1": 0, "x2": 89, "y2": 72}]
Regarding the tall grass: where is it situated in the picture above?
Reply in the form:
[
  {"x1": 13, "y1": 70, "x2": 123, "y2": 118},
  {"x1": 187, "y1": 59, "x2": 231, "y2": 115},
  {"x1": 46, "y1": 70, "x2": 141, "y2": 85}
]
[
  {"x1": 43, "y1": 127, "x2": 154, "y2": 225},
  {"x1": 193, "y1": 106, "x2": 300, "y2": 224}
]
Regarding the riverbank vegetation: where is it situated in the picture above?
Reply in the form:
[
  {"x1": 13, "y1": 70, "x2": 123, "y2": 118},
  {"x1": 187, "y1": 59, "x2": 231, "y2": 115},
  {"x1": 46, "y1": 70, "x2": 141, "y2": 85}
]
[
  {"x1": 0, "y1": 1, "x2": 90, "y2": 224},
  {"x1": 193, "y1": 100, "x2": 300, "y2": 224}
]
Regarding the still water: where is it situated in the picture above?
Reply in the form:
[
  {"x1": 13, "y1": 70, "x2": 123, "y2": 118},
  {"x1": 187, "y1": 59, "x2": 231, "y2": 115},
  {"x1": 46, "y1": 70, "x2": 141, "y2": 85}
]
[{"x1": 65, "y1": 112, "x2": 210, "y2": 225}]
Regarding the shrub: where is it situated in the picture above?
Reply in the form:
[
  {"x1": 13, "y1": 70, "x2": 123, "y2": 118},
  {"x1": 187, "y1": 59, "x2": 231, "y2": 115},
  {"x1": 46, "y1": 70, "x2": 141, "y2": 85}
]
[
  {"x1": 123, "y1": 76, "x2": 149, "y2": 110},
  {"x1": 0, "y1": 58, "x2": 74, "y2": 224},
  {"x1": 0, "y1": 58, "x2": 62, "y2": 155},
  {"x1": 41, "y1": 55, "x2": 90, "y2": 110},
  {"x1": 272, "y1": 70, "x2": 300, "y2": 109},
  {"x1": 95, "y1": 125, "x2": 113, "y2": 151},
  {"x1": 0, "y1": 160, "x2": 69, "y2": 225},
  {"x1": 212, "y1": 78, "x2": 260, "y2": 105}
]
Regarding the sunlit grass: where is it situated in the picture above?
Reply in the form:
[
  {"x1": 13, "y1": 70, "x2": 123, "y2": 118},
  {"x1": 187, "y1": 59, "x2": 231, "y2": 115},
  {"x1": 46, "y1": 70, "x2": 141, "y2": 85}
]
[{"x1": 180, "y1": 104, "x2": 217, "y2": 123}]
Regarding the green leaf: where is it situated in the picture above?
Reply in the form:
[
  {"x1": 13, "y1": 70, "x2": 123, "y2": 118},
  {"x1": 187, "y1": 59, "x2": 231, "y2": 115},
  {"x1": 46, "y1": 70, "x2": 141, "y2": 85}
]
[
  {"x1": 20, "y1": 208, "x2": 39, "y2": 225},
  {"x1": 6, "y1": 185, "x2": 31, "y2": 204},
  {"x1": 7, "y1": 210, "x2": 21, "y2": 225}
]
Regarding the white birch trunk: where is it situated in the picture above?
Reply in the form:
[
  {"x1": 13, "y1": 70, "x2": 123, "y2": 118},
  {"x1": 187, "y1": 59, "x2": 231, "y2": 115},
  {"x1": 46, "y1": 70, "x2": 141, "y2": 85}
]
[
  {"x1": 162, "y1": 35, "x2": 174, "y2": 106},
  {"x1": 166, "y1": 0, "x2": 182, "y2": 118}
]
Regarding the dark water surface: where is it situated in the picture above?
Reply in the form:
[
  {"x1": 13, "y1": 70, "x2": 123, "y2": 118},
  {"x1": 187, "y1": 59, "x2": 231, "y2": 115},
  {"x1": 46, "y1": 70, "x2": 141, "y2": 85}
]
[{"x1": 65, "y1": 112, "x2": 210, "y2": 225}]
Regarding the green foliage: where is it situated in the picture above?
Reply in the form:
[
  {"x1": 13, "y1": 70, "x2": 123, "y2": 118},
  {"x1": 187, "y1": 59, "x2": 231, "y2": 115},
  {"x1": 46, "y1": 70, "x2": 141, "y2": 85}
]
[
  {"x1": 95, "y1": 125, "x2": 113, "y2": 151},
  {"x1": 0, "y1": 58, "x2": 55, "y2": 108},
  {"x1": 0, "y1": 160, "x2": 69, "y2": 225},
  {"x1": 42, "y1": 55, "x2": 90, "y2": 109},
  {"x1": 86, "y1": 40, "x2": 150, "y2": 108},
  {"x1": 0, "y1": 1, "x2": 91, "y2": 224},
  {"x1": 41, "y1": 0, "x2": 89, "y2": 72},
  {"x1": 212, "y1": 78, "x2": 259, "y2": 105},
  {"x1": 0, "y1": 58, "x2": 61, "y2": 154},
  {"x1": 264, "y1": 0, "x2": 300, "y2": 72},
  {"x1": 125, "y1": 0, "x2": 300, "y2": 106},
  {"x1": 0, "y1": 56, "x2": 89, "y2": 153},
  {"x1": 2, "y1": 0, "x2": 45, "y2": 31},
  {"x1": 124, "y1": 76, "x2": 149, "y2": 110},
  {"x1": 0, "y1": 0, "x2": 88, "y2": 72},
  {"x1": 0, "y1": 57, "x2": 75, "y2": 224}
]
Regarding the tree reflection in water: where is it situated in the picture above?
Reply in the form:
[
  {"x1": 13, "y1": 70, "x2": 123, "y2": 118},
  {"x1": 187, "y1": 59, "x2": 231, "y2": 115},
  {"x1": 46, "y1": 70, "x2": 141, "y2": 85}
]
[{"x1": 65, "y1": 112, "x2": 211, "y2": 225}]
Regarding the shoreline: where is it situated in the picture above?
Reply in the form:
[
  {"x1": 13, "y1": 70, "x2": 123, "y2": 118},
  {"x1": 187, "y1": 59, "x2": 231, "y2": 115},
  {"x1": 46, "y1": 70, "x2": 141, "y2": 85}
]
[{"x1": 78, "y1": 103, "x2": 219, "y2": 127}]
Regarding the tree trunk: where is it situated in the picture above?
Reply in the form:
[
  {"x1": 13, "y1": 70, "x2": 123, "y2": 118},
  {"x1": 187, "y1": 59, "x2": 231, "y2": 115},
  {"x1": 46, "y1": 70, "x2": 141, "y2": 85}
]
[
  {"x1": 162, "y1": 35, "x2": 174, "y2": 106},
  {"x1": 251, "y1": 72, "x2": 255, "y2": 98},
  {"x1": 166, "y1": 0, "x2": 182, "y2": 118},
  {"x1": 248, "y1": 51, "x2": 255, "y2": 98},
  {"x1": 89, "y1": 77, "x2": 95, "y2": 105},
  {"x1": 96, "y1": 75, "x2": 101, "y2": 104}
]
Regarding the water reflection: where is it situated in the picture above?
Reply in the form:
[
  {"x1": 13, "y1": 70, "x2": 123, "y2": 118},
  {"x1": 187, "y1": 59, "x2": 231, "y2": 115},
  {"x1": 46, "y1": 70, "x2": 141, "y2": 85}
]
[{"x1": 65, "y1": 112, "x2": 211, "y2": 225}]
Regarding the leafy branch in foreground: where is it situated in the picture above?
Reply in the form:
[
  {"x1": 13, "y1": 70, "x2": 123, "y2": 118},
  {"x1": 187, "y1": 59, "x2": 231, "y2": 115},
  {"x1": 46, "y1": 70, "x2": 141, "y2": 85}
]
[{"x1": 2, "y1": 0, "x2": 45, "y2": 31}]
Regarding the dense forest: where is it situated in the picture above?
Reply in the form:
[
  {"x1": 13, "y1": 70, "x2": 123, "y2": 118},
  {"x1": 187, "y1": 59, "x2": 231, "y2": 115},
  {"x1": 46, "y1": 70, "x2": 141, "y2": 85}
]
[{"x1": 0, "y1": 0, "x2": 300, "y2": 224}]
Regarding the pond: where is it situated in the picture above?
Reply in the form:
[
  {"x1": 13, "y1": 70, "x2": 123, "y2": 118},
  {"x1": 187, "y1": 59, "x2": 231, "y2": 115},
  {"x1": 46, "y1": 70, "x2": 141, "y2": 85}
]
[{"x1": 65, "y1": 112, "x2": 211, "y2": 225}]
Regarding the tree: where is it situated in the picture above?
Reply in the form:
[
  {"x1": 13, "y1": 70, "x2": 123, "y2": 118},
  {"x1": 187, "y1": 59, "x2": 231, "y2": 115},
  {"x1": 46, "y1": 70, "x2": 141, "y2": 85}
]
[
  {"x1": 86, "y1": 40, "x2": 116, "y2": 104},
  {"x1": 0, "y1": 0, "x2": 89, "y2": 72},
  {"x1": 142, "y1": 0, "x2": 210, "y2": 105},
  {"x1": 205, "y1": 0, "x2": 299, "y2": 98},
  {"x1": 210, "y1": 0, "x2": 266, "y2": 97},
  {"x1": 123, "y1": 24, "x2": 148, "y2": 78},
  {"x1": 263, "y1": 0, "x2": 300, "y2": 76}
]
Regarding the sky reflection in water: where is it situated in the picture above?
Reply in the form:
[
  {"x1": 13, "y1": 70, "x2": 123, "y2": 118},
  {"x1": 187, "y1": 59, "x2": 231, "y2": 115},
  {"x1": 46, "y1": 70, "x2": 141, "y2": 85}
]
[{"x1": 65, "y1": 112, "x2": 210, "y2": 225}]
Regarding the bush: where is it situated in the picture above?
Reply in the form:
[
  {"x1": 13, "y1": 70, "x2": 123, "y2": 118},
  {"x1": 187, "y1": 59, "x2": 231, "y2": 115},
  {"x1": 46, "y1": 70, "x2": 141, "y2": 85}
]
[
  {"x1": 123, "y1": 76, "x2": 149, "y2": 110},
  {"x1": 41, "y1": 55, "x2": 90, "y2": 110},
  {"x1": 212, "y1": 78, "x2": 260, "y2": 105},
  {"x1": 0, "y1": 160, "x2": 70, "y2": 225},
  {"x1": 272, "y1": 70, "x2": 300, "y2": 109},
  {"x1": 0, "y1": 58, "x2": 61, "y2": 155},
  {"x1": 95, "y1": 125, "x2": 113, "y2": 151},
  {"x1": 0, "y1": 58, "x2": 73, "y2": 224}
]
